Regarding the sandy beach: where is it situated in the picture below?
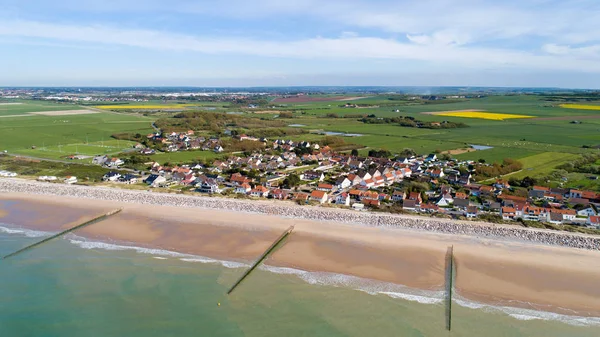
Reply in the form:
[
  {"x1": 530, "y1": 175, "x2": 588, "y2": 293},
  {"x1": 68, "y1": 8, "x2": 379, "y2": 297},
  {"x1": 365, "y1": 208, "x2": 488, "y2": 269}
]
[{"x1": 2, "y1": 191, "x2": 600, "y2": 318}]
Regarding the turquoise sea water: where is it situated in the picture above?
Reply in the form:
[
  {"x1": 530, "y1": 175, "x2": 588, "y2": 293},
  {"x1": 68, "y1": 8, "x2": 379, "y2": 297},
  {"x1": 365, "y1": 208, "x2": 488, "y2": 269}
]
[{"x1": 1, "y1": 223, "x2": 600, "y2": 336}]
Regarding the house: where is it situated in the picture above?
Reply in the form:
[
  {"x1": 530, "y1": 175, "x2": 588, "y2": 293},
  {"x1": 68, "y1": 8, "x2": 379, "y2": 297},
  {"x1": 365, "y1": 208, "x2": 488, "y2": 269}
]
[
  {"x1": 419, "y1": 203, "x2": 439, "y2": 213},
  {"x1": 301, "y1": 171, "x2": 325, "y2": 181},
  {"x1": 118, "y1": 174, "x2": 138, "y2": 184},
  {"x1": 362, "y1": 199, "x2": 381, "y2": 207},
  {"x1": 466, "y1": 206, "x2": 478, "y2": 218},
  {"x1": 294, "y1": 193, "x2": 310, "y2": 203},
  {"x1": 310, "y1": 190, "x2": 329, "y2": 204},
  {"x1": 198, "y1": 180, "x2": 221, "y2": 194},
  {"x1": 317, "y1": 183, "x2": 334, "y2": 192},
  {"x1": 392, "y1": 190, "x2": 406, "y2": 202},
  {"x1": 569, "y1": 189, "x2": 583, "y2": 199},
  {"x1": 214, "y1": 145, "x2": 224, "y2": 153},
  {"x1": 529, "y1": 186, "x2": 551, "y2": 199},
  {"x1": 347, "y1": 174, "x2": 362, "y2": 186},
  {"x1": 352, "y1": 203, "x2": 365, "y2": 211},
  {"x1": 349, "y1": 189, "x2": 364, "y2": 200},
  {"x1": 181, "y1": 173, "x2": 197, "y2": 186},
  {"x1": 407, "y1": 192, "x2": 422, "y2": 205},
  {"x1": 335, "y1": 176, "x2": 352, "y2": 190},
  {"x1": 102, "y1": 171, "x2": 121, "y2": 182},
  {"x1": 587, "y1": 216, "x2": 600, "y2": 229},
  {"x1": 235, "y1": 183, "x2": 252, "y2": 194},
  {"x1": 425, "y1": 154, "x2": 437, "y2": 162},
  {"x1": 144, "y1": 174, "x2": 166, "y2": 187},
  {"x1": 403, "y1": 199, "x2": 418, "y2": 211},
  {"x1": 250, "y1": 186, "x2": 270, "y2": 198},
  {"x1": 501, "y1": 207, "x2": 516, "y2": 220},
  {"x1": 361, "y1": 191, "x2": 380, "y2": 201},
  {"x1": 429, "y1": 168, "x2": 445, "y2": 178},
  {"x1": 453, "y1": 198, "x2": 471, "y2": 211},
  {"x1": 494, "y1": 180, "x2": 510, "y2": 190},
  {"x1": 547, "y1": 212, "x2": 564, "y2": 224},
  {"x1": 479, "y1": 185, "x2": 495, "y2": 196},
  {"x1": 64, "y1": 176, "x2": 78, "y2": 184},
  {"x1": 107, "y1": 157, "x2": 124, "y2": 168},
  {"x1": 348, "y1": 160, "x2": 363, "y2": 170},
  {"x1": 336, "y1": 193, "x2": 350, "y2": 206},
  {"x1": 577, "y1": 207, "x2": 597, "y2": 217},
  {"x1": 436, "y1": 193, "x2": 454, "y2": 207},
  {"x1": 271, "y1": 189, "x2": 289, "y2": 200},
  {"x1": 360, "y1": 179, "x2": 375, "y2": 188}
]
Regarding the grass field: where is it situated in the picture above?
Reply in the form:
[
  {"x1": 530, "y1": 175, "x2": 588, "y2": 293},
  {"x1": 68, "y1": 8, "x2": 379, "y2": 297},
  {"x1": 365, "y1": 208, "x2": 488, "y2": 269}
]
[
  {"x1": 151, "y1": 150, "x2": 223, "y2": 164},
  {"x1": 95, "y1": 104, "x2": 198, "y2": 110},
  {"x1": 508, "y1": 152, "x2": 581, "y2": 180},
  {"x1": 0, "y1": 100, "x2": 82, "y2": 116},
  {"x1": 0, "y1": 112, "x2": 154, "y2": 160}
]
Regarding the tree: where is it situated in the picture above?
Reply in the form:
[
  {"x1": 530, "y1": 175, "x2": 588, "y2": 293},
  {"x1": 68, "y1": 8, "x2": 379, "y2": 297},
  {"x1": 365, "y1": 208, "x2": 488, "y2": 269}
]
[
  {"x1": 283, "y1": 174, "x2": 301, "y2": 188},
  {"x1": 400, "y1": 148, "x2": 416, "y2": 157},
  {"x1": 351, "y1": 149, "x2": 359, "y2": 156}
]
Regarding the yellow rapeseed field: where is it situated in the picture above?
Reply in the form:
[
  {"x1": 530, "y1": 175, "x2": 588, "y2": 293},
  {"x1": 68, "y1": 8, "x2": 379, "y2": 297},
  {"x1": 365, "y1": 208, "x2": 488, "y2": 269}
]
[
  {"x1": 95, "y1": 104, "x2": 197, "y2": 109},
  {"x1": 436, "y1": 111, "x2": 534, "y2": 120},
  {"x1": 559, "y1": 104, "x2": 600, "y2": 111}
]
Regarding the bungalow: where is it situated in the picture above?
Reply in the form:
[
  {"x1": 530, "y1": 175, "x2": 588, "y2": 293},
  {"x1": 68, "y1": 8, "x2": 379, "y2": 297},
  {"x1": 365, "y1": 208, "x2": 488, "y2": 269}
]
[
  {"x1": 102, "y1": 171, "x2": 121, "y2": 182},
  {"x1": 118, "y1": 174, "x2": 138, "y2": 184},
  {"x1": 310, "y1": 190, "x2": 329, "y2": 204},
  {"x1": 235, "y1": 183, "x2": 252, "y2": 194},
  {"x1": 294, "y1": 193, "x2": 310, "y2": 203},
  {"x1": 549, "y1": 209, "x2": 577, "y2": 222},
  {"x1": 271, "y1": 189, "x2": 290, "y2": 200},
  {"x1": 64, "y1": 176, "x2": 78, "y2": 184},
  {"x1": 335, "y1": 176, "x2": 352, "y2": 190},
  {"x1": 587, "y1": 216, "x2": 600, "y2": 229},
  {"x1": 420, "y1": 203, "x2": 440, "y2": 214},
  {"x1": 144, "y1": 174, "x2": 166, "y2": 187},
  {"x1": 453, "y1": 198, "x2": 471, "y2": 211},
  {"x1": 362, "y1": 199, "x2": 381, "y2": 207},
  {"x1": 250, "y1": 186, "x2": 270, "y2": 198},
  {"x1": 336, "y1": 192, "x2": 350, "y2": 206},
  {"x1": 501, "y1": 207, "x2": 517, "y2": 220},
  {"x1": 317, "y1": 183, "x2": 334, "y2": 192},
  {"x1": 548, "y1": 212, "x2": 564, "y2": 224},
  {"x1": 361, "y1": 191, "x2": 380, "y2": 201}
]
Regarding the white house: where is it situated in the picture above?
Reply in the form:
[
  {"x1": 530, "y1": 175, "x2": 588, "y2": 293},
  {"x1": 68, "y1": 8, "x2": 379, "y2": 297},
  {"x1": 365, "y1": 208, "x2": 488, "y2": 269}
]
[
  {"x1": 335, "y1": 192, "x2": 350, "y2": 206},
  {"x1": 235, "y1": 183, "x2": 252, "y2": 194},
  {"x1": 102, "y1": 172, "x2": 121, "y2": 182},
  {"x1": 144, "y1": 174, "x2": 166, "y2": 187},
  {"x1": 577, "y1": 207, "x2": 597, "y2": 217},
  {"x1": 335, "y1": 177, "x2": 352, "y2": 190},
  {"x1": 64, "y1": 176, "x2": 78, "y2": 184},
  {"x1": 587, "y1": 216, "x2": 600, "y2": 229},
  {"x1": 310, "y1": 190, "x2": 329, "y2": 204},
  {"x1": 250, "y1": 186, "x2": 269, "y2": 198},
  {"x1": 107, "y1": 158, "x2": 124, "y2": 168}
]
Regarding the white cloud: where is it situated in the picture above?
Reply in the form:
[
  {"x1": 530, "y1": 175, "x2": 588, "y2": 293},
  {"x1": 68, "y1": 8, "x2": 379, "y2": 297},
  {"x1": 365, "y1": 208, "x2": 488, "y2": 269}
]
[{"x1": 1, "y1": 19, "x2": 600, "y2": 73}]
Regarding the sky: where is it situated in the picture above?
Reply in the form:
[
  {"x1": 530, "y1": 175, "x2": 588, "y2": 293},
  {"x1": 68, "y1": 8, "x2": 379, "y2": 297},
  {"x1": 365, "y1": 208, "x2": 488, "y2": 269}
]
[{"x1": 1, "y1": 0, "x2": 600, "y2": 88}]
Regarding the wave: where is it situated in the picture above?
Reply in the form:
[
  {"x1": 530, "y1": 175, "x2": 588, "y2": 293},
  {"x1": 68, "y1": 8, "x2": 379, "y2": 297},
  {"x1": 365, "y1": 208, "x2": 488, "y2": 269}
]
[
  {"x1": 453, "y1": 295, "x2": 600, "y2": 327},
  {"x1": 0, "y1": 224, "x2": 52, "y2": 238},
  {"x1": 62, "y1": 236, "x2": 600, "y2": 327}
]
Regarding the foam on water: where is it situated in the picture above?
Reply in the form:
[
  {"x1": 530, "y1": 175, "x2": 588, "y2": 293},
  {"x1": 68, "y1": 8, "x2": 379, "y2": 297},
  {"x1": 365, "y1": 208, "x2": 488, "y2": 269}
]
[
  {"x1": 25, "y1": 233, "x2": 600, "y2": 328},
  {"x1": 454, "y1": 295, "x2": 600, "y2": 327},
  {"x1": 0, "y1": 224, "x2": 52, "y2": 238}
]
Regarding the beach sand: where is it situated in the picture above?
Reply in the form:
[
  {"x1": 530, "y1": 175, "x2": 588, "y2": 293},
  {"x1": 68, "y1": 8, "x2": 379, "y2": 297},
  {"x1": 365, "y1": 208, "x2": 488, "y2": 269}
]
[{"x1": 2, "y1": 192, "x2": 600, "y2": 317}]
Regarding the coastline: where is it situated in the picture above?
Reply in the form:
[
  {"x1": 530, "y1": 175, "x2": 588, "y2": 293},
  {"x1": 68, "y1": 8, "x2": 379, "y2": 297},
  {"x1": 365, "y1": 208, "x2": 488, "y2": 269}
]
[{"x1": 2, "y1": 178, "x2": 600, "y2": 320}]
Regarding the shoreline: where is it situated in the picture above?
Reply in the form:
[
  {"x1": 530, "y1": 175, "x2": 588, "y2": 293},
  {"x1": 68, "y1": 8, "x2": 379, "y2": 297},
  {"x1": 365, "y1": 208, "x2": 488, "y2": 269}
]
[
  {"x1": 1, "y1": 178, "x2": 599, "y2": 250},
  {"x1": 2, "y1": 178, "x2": 600, "y2": 319}
]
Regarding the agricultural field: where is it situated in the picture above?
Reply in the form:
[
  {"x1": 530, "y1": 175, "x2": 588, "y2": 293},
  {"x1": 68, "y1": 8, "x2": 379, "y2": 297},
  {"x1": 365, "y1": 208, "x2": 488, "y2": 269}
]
[
  {"x1": 559, "y1": 104, "x2": 600, "y2": 111},
  {"x1": 431, "y1": 111, "x2": 534, "y2": 120},
  {"x1": 0, "y1": 100, "x2": 83, "y2": 116},
  {"x1": 0, "y1": 111, "x2": 154, "y2": 160}
]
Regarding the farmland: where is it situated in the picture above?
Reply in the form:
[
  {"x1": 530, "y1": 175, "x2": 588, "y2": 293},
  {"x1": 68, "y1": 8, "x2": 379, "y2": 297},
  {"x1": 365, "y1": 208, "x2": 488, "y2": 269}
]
[
  {"x1": 3, "y1": 93, "x2": 600, "y2": 183},
  {"x1": 432, "y1": 111, "x2": 534, "y2": 120}
]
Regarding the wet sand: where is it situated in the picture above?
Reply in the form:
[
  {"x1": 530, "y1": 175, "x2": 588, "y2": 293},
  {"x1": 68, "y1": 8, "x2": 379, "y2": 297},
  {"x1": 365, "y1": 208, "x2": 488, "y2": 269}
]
[{"x1": 2, "y1": 192, "x2": 600, "y2": 317}]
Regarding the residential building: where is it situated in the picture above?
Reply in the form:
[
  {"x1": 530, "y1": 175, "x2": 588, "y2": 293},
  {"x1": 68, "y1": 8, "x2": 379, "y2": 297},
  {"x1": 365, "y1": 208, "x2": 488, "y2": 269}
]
[
  {"x1": 310, "y1": 190, "x2": 329, "y2": 204},
  {"x1": 250, "y1": 186, "x2": 270, "y2": 198}
]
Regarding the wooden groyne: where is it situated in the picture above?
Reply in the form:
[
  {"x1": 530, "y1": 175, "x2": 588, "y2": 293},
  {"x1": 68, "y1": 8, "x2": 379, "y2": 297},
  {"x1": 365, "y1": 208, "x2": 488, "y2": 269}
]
[
  {"x1": 227, "y1": 225, "x2": 294, "y2": 295},
  {"x1": 2, "y1": 208, "x2": 122, "y2": 260},
  {"x1": 445, "y1": 245, "x2": 455, "y2": 331}
]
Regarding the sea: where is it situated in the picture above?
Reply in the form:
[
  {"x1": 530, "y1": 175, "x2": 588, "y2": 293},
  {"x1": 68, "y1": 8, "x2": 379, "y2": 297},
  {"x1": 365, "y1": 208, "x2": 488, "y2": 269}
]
[{"x1": 1, "y1": 223, "x2": 600, "y2": 336}]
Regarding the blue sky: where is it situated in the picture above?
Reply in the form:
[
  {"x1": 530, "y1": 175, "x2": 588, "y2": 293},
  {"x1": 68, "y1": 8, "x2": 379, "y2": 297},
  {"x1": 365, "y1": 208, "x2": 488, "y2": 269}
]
[{"x1": 1, "y1": 0, "x2": 600, "y2": 87}]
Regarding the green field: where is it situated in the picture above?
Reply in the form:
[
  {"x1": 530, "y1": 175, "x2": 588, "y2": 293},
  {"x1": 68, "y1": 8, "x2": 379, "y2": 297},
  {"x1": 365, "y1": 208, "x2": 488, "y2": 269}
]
[
  {"x1": 508, "y1": 152, "x2": 581, "y2": 180},
  {"x1": 0, "y1": 112, "x2": 154, "y2": 160},
  {"x1": 0, "y1": 100, "x2": 82, "y2": 116},
  {"x1": 151, "y1": 151, "x2": 223, "y2": 165}
]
